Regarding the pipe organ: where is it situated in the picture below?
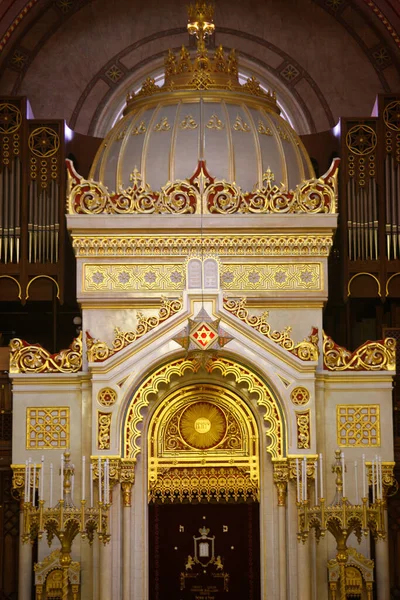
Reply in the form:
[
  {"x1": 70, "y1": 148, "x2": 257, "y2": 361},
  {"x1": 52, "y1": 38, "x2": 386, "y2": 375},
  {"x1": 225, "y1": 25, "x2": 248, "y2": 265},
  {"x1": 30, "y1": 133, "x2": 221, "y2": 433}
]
[{"x1": 0, "y1": 99, "x2": 65, "y2": 302}]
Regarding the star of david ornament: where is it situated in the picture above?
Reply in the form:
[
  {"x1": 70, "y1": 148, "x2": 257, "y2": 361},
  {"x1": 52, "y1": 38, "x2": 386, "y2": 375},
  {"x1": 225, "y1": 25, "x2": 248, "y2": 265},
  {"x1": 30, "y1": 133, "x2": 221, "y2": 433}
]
[{"x1": 173, "y1": 307, "x2": 232, "y2": 354}]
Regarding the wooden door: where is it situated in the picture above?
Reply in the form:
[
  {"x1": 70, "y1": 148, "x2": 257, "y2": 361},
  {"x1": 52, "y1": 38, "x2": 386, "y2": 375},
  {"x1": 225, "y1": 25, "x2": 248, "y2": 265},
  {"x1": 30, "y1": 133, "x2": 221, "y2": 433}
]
[{"x1": 149, "y1": 502, "x2": 260, "y2": 600}]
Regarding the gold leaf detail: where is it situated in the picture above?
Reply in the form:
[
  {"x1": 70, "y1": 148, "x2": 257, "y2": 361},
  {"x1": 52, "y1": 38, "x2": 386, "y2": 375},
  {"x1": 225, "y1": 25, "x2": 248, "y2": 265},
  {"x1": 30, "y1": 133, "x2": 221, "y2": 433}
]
[
  {"x1": 258, "y1": 120, "x2": 272, "y2": 136},
  {"x1": 206, "y1": 114, "x2": 225, "y2": 130},
  {"x1": 180, "y1": 115, "x2": 198, "y2": 130},
  {"x1": 9, "y1": 332, "x2": 82, "y2": 373},
  {"x1": 132, "y1": 121, "x2": 146, "y2": 135},
  {"x1": 154, "y1": 117, "x2": 171, "y2": 132},
  {"x1": 323, "y1": 333, "x2": 396, "y2": 370},
  {"x1": 233, "y1": 115, "x2": 250, "y2": 132}
]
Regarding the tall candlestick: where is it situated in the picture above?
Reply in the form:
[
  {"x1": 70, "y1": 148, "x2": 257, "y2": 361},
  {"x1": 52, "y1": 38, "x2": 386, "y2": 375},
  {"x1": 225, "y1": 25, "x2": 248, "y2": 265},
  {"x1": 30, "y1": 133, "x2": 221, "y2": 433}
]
[
  {"x1": 82, "y1": 456, "x2": 86, "y2": 501},
  {"x1": 372, "y1": 460, "x2": 376, "y2": 503},
  {"x1": 32, "y1": 463, "x2": 36, "y2": 507},
  {"x1": 354, "y1": 460, "x2": 358, "y2": 504},
  {"x1": 362, "y1": 454, "x2": 366, "y2": 498},
  {"x1": 314, "y1": 459, "x2": 318, "y2": 506},
  {"x1": 90, "y1": 464, "x2": 94, "y2": 508},
  {"x1": 24, "y1": 460, "x2": 28, "y2": 503},
  {"x1": 296, "y1": 458, "x2": 300, "y2": 503},
  {"x1": 98, "y1": 458, "x2": 102, "y2": 503},
  {"x1": 60, "y1": 454, "x2": 64, "y2": 501},
  {"x1": 40, "y1": 456, "x2": 44, "y2": 501},
  {"x1": 341, "y1": 452, "x2": 346, "y2": 498},
  {"x1": 50, "y1": 463, "x2": 53, "y2": 508},
  {"x1": 319, "y1": 453, "x2": 324, "y2": 498}
]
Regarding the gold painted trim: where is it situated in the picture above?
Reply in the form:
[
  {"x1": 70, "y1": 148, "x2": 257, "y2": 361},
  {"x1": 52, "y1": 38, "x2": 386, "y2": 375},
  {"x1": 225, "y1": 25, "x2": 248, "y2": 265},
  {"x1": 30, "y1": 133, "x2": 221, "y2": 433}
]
[
  {"x1": 141, "y1": 102, "x2": 160, "y2": 185},
  {"x1": 347, "y1": 272, "x2": 381, "y2": 297},
  {"x1": 243, "y1": 102, "x2": 263, "y2": 187},
  {"x1": 385, "y1": 272, "x2": 400, "y2": 297},
  {"x1": 26, "y1": 275, "x2": 60, "y2": 300},
  {"x1": 0, "y1": 275, "x2": 22, "y2": 299},
  {"x1": 262, "y1": 109, "x2": 288, "y2": 188}
]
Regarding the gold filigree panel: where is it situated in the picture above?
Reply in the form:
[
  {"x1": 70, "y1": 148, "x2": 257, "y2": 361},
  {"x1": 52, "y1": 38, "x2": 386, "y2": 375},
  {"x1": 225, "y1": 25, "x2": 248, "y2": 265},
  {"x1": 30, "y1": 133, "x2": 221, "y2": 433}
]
[
  {"x1": 97, "y1": 412, "x2": 112, "y2": 450},
  {"x1": 296, "y1": 410, "x2": 310, "y2": 449},
  {"x1": 72, "y1": 234, "x2": 333, "y2": 258},
  {"x1": 83, "y1": 264, "x2": 185, "y2": 292},
  {"x1": 26, "y1": 408, "x2": 69, "y2": 450},
  {"x1": 87, "y1": 297, "x2": 183, "y2": 362},
  {"x1": 148, "y1": 467, "x2": 259, "y2": 503},
  {"x1": 220, "y1": 263, "x2": 322, "y2": 291},
  {"x1": 223, "y1": 297, "x2": 319, "y2": 361},
  {"x1": 125, "y1": 356, "x2": 284, "y2": 460},
  {"x1": 323, "y1": 333, "x2": 395, "y2": 371},
  {"x1": 10, "y1": 332, "x2": 82, "y2": 374},
  {"x1": 337, "y1": 405, "x2": 380, "y2": 447}
]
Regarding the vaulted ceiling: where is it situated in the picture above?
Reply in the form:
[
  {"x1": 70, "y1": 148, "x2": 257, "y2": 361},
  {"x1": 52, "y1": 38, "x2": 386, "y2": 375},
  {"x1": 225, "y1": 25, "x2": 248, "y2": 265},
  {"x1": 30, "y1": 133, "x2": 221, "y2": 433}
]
[{"x1": 0, "y1": 0, "x2": 399, "y2": 135}]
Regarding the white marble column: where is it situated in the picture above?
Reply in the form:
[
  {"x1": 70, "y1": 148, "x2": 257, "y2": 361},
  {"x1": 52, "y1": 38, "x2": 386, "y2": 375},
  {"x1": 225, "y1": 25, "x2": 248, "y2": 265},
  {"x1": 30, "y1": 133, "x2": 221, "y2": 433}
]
[
  {"x1": 375, "y1": 510, "x2": 390, "y2": 600},
  {"x1": 122, "y1": 483, "x2": 133, "y2": 600},
  {"x1": 278, "y1": 503, "x2": 287, "y2": 600},
  {"x1": 297, "y1": 539, "x2": 311, "y2": 600},
  {"x1": 99, "y1": 524, "x2": 112, "y2": 600},
  {"x1": 18, "y1": 506, "x2": 32, "y2": 600}
]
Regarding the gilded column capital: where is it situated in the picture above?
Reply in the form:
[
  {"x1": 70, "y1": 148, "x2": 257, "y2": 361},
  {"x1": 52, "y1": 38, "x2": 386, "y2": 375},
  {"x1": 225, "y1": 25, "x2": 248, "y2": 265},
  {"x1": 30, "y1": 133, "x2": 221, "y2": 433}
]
[
  {"x1": 120, "y1": 459, "x2": 136, "y2": 507},
  {"x1": 273, "y1": 460, "x2": 289, "y2": 506}
]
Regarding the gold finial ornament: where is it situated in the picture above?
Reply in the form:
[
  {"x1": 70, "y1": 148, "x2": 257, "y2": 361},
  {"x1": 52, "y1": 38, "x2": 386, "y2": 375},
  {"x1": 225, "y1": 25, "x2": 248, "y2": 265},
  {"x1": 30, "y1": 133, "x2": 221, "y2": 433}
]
[{"x1": 187, "y1": 1, "x2": 215, "y2": 52}]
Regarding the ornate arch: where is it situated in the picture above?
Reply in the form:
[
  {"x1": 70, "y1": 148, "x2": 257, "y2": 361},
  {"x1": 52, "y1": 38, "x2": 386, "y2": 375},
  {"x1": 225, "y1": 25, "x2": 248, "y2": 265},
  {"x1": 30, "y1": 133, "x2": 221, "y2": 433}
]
[{"x1": 123, "y1": 354, "x2": 286, "y2": 461}]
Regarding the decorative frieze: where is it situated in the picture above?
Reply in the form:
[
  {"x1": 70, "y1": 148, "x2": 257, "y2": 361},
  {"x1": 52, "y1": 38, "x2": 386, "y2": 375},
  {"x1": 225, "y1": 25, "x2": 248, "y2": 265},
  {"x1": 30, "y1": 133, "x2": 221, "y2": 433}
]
[
  {"x1": 220, "y1": 263, "x2": 322, "y2": 292},
  {"x1": 83, "y1": 264, "x2": 185, "y2": 292},
  {"x1": 10, "y1": 332, "x2": 82, "y2": 373},
  {"x1": 323, "y1": 333, "x2": 395, "y2": 371}
]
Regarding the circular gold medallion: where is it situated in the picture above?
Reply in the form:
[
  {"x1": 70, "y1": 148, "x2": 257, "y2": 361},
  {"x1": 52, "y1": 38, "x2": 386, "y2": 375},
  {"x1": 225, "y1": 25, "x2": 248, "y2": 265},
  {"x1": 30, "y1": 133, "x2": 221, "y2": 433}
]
[
  {"x1": 179, "y1": 402, "x2": 226, "y2": 449},
  {"x1": 194, "y1": 417, "x2": 211, "y2": 433}
]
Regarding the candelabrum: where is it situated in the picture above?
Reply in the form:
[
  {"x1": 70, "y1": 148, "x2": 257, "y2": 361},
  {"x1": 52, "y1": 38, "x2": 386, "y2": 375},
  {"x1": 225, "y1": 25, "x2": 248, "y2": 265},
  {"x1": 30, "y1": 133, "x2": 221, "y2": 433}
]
[
  {"x1": 22, "y1": 452, "x2": 110, "y2": 600},
  {"x1": 297, "y1": 450, "x2": 385, "y2": 600}
]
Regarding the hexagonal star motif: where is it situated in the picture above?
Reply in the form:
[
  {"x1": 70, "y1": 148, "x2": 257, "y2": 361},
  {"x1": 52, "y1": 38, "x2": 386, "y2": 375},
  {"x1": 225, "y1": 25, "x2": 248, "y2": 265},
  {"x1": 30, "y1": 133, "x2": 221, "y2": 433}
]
[
  {"x1": 190, "y1": 322, "x2": 218, "y2": 350},
  {"x1": 346, "y1": 125, "x2": 377, "y2": 156}
]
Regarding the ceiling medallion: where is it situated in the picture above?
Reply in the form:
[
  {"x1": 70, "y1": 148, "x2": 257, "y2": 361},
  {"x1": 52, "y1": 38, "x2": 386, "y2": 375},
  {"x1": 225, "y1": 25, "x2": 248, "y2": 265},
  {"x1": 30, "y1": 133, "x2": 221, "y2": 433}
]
[{"x1": 173, "y1": 307, "x2": 233, "y2": 355}]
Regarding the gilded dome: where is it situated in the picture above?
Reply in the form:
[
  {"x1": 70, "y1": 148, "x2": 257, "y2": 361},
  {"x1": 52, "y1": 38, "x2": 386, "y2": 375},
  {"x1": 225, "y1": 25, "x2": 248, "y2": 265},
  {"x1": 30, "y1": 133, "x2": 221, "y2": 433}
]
[
  {"x1": 90, "y1": 92, "x2": 314, "y2": 194},
  {"x1": 89, "y1": 2, "x2": 314, "y2": 195}
]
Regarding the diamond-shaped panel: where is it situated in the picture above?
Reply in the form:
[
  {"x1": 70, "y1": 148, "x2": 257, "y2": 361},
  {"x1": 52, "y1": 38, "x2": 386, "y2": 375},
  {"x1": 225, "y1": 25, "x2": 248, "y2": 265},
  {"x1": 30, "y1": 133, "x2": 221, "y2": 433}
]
[{"x1": 190, "y1": 322, "x2": 218, "y2": 350}]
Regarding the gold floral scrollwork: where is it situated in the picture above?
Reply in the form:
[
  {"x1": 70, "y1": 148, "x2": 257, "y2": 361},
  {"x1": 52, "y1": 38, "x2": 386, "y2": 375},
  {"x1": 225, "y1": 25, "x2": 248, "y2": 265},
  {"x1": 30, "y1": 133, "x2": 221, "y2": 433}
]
[
  {"x1": 87, "y1": 297, "x2": 183, "y2": 362},
  {"x1": 97, "y1": 388, "x2": 117, "y2": 407},
  {"x1": 97, "y1": 412, "x2": 112, "y2": 450},
  {"x1": 291, "y1": 387, "x2": 310, "y2": 406},
  {"x1": 148, "y1": 467, "x2": 259, "y2": 503},
  {"x1": 296, "y1": 411, "x2": 310, "y2": 449},
  {"x1": 120, "y1": 459, "x2": 136, "y2": 507},
  {"x1": 223, "y1": 297, "x2": 318, "y2": 361},
  {"x1": 9, "y1": 332, "x2": 82, "y2": 374},
  {"x1": 323, "y1": 332, "x2": 396, "y2": 371},
  {"x1": 273, "y1": 460, "x2": 289, "y2": 506},
  {"x1": 67, "y1": 158, "x2": 338, "y2": 215}
]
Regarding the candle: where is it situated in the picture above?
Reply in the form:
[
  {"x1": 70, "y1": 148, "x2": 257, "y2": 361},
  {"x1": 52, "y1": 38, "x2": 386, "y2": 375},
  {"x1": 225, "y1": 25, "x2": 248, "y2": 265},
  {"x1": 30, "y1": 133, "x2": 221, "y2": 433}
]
[
  {"x1": 28, "y1": 458, "x2": 32, "y2": 503},
  {"x1": 60, "y1": 454, "x2": 64, "y2": 501},
  {"x1": 296, "y1": 458, "x2": 300, "y2": 503},
  {"x1": 32, "y1": 463, "x2": 36, "y2": 507},
  {"x1": 71, "y1": 474, "x2": 75, "y2": 503},
  {"x1": 341, "y1": 452, "x2": 346, "y2": 499},
  {"x1": 354, "y1": 461, "x2": 358, "y2": 504},
  {"x1": 90, "y1": 464, "x2": 94, "y2": 508},
  {"x1": 378, "y1": 456, "x2": 382, "y2": 500},
  {"x1": 303, "y1": 457, "x2": 307, "y2": 501},
  {"x1": 105, "y1": 459, "x2": 109, "y2": 505},
  {"x1": 98, "y1": 458, "x2": 102, "y2": 503},
  {"x1": 50, "y1": 463, "x2": 53, "y2": 508},
  {"x1": 40, "y1": 456, "x2": 44, "y2": 501},
  {"x1": 372, "y1": 460, "x2": 376, "y2": 503},
  {"x1": 319, "y1": 453, "x2": 324, "y2": 499},
  {"x1": 362, "y1": 454, "x2": 366, "y2": 498},
  {"x1": 24, "y1": 460, "x2": 28, "y2": 503},
  {"x1": 82, "y1": 456, "x2": 86, "y2": 501},
  {"x1": 314, "y1": 459, "x2": 318, "y2": 506}
]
